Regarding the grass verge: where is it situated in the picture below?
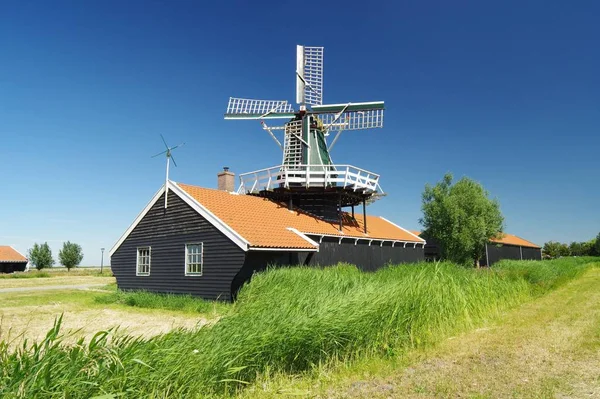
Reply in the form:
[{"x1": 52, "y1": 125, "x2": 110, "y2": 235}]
[
  {"x1": 244, "y1": 262, "x2": 600, "y2": 398},
  {"x1": 94, "y1": 290, "x2": 231, "y2": 316},
  {"x1": 0, "y1": 258, "x2": 596, "y2": 398},
  {"x1": 0, "y1": 268, "x2": 113, "y2": 279}
]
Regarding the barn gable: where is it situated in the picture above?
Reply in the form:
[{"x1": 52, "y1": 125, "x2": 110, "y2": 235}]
[{"x1": 110, "y1": 189, "x2": 246, "y2": 300}]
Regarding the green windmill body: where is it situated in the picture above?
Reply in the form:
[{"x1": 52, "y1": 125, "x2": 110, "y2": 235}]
[{"x1": 282, "y1": 115, "x2": 333, "y2": 170}]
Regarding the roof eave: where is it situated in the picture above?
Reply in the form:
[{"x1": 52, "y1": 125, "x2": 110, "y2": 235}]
[{"x1": 247, "y1": 247, "x2": 319, "y2": 252}]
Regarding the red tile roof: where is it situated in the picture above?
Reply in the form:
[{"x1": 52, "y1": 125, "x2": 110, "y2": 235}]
[
  {"x1": 176, "y1": 183, "x2": 424, "y2": 249},
  {"x1": 490, "y1": 233, "x2": 540, "y2": 249},
  {"x1": 413, "y1": 231, "x2": 540, "y2": 249},
  {"x1": 0, "y1": 246, "x2": 27, "y2": 263}
]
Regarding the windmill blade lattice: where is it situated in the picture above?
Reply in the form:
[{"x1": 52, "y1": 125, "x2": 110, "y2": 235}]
[
  {"x1": 225, "y1": 98, "x2": 295, "y2": 120},
  {"x1": 296, "y1": 46, "x2": 323, "y2": 106},
  {"x1": 316, "y1": 107, "x2": 384, "y2": 133}
]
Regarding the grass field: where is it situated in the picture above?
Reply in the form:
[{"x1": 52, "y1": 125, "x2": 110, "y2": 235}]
[{"x1": 0, "y1": 257, "x2": 597, "y2": 398}]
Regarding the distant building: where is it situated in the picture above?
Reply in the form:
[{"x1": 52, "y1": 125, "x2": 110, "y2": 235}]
[
  {"x1": 484, "y1": 234, "x2": 542, "y2": 265},
  {"x1": 415, "y1": 232, "x2": 542, "y2": 265},
  {"x1": 0, "y1": 246, "x2": 28, "y2": 273}
]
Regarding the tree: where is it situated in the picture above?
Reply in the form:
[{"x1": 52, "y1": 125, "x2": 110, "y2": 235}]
[
  {"x1": 28, "y1": 242, "x2": 55, "y2": 270},
  {"x1": 543, "y1": 241, "x2": 570, "y2": 258},
  {"x1": 569, "y1": 241, "x2": 584, "y2": 256},
  {"x1": 594, "y1": 233, "x2": 600, "y2": 256},
  {"x1": 58, "y1": 241, "x2": 84, "y2": 271},
  {"x1": 420, "y1": 173, "x2": 504, "y2": 267}
]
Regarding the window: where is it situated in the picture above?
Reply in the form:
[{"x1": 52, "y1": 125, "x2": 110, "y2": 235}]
[
  {"x1": 136, "y1": 247, "x2": 151, "y2": 276},
  {"x1": 185, "y1": 243, "x2": 203, "y2": 276}
]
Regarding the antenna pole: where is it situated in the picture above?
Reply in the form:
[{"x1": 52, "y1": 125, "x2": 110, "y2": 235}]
[{"x1": 165, "y1": 155, "x2": 170, "y2": 209}]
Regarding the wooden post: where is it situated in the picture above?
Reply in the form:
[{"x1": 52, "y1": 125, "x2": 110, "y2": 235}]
[
  {"x1": 351, "y1": 205, "x2": 355, "y2": 219},
  {"x1": 338, "y1": 194, "x2": 343, "y2": 232},
  {"x1": 363, "y1": 197, "x2": 367, "y2": 234}
]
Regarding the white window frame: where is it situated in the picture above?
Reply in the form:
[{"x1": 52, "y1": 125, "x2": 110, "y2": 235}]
[
  {"x1": 136, "y1": 247, "x2": 151, "y2": 276},
  {"x1": 185, "y1": 243, "x2": 203, "y2": 276}
]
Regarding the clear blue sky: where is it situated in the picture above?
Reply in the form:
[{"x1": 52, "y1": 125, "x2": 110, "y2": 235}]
[{"x1": 1, "y1": 1, "x2": 599, "y2": 265}]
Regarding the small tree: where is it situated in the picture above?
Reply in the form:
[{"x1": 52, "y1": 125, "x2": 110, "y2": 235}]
[
  {"x1": 569, "y1": 242, "x2": 584, "y2": 256},
  {"x1": 543, "y1": 241, "x2": 571, "y2": 258},
  {"x1": 58, "y1": 241, "x2": 84, "y2": 271},
  {"x1": 420, "y1": 173, "x2": 504, "y2": 267},
  {"x1": 593, "y1": 233, "x2": 600, "y2": 256},
  {"x1": 28, "y1": 242, "x2": 55, "y2": 270}
]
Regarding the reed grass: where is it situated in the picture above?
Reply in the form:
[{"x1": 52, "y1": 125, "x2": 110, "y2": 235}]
[{"x1": 0, "y1": 258, "x2": 596, "y2": 398}]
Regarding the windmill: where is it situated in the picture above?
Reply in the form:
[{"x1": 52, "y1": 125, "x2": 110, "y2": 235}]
[
  {"x1": 152, "y1": 134, "x2": 185, "y2": 209},
  {"x1": 224, "y1": 45, "x2": 385, "y2": 228}
]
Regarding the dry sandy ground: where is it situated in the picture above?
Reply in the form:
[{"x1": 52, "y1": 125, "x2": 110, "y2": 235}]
[
  {"x1": 0, "y1": 277, "x2": 206, "y2": 349},
  {"x1": 0, "y1": 304, "x2": 205, "y2": 349},
  {"x1": 0, "y1": 276, "x2": 114, "y2": 289}
]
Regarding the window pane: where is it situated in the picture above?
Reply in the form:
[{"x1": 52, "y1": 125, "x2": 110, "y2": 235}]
[
  {"x1": 137, "y1": 248, "x2": 150, "y2": 275},
  {"x1": 186, "y1": 244, "x2": 202, "y2": 274}
]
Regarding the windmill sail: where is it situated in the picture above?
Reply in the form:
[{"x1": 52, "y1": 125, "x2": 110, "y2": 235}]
[
  {"x1": 225, "y1": 97, "x2": 295, "y2": 120},
  {"x1": 296, "y1": 46, "x2": 323, "y2": 106},
  {"x1": 313, "y1": 102, "x2": 385, "y2": 132}
]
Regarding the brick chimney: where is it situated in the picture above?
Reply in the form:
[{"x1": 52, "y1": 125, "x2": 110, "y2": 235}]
[{"x1": 217, "y1": 167, "x2": 235, "y2": 192}]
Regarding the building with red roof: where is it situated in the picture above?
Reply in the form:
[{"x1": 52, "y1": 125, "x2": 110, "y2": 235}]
[{"x1": 0, "y1": 246, "x2": 28, "y2": 273}]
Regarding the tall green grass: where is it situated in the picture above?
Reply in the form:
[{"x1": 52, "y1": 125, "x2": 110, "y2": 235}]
[
  {"x1": 0, "y1": 258, "x2": 596, "y2": 398},
  {"x1": 494, "y1": 257, "x2": 596, "y2": 294}
]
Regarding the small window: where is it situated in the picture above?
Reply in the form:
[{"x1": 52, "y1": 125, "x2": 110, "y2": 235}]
[
  {"x1": 136, "y1": 247, "x2": 151, "y2": 276},
  {"x1": 185, "y1": 243, "x2": 203, "y2": 276}
]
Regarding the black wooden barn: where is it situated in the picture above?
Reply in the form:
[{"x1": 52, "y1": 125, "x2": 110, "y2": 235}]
[
  {"x1": 483, "y1": 234, "x2": 542, "y2": 265},
  {"x1": 110, "y1": 180, "x2": 425, "y2": 300},
  {"x1": 0, "y1": 246, "x2": 28, "y2": 273},
  {"x1": 420, "y1": 233, "x2": 542, "y2": 266}
]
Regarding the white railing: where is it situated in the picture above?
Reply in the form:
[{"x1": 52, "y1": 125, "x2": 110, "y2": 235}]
[{"x1": 237, "y1": 164, "x2": 384, "y2": 195}]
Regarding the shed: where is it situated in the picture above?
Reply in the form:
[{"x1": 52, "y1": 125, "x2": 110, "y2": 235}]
[
  {"x1": 484, "y1": 234, "x2": 542, "y2": 265},
  {"x1": 110, "y1": 180, "x2": 425, "y2": 300},
  {"x1": 418, "y1": 232, "x2": 542, "y2": 265},
  {"x1": 0, "y1": 246, "x2": 28, "y2": 273}
]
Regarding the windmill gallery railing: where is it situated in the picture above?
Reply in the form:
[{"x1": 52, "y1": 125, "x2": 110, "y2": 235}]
[{"x1": 237, "y1": 164, "x2": 384, "y2": 195}]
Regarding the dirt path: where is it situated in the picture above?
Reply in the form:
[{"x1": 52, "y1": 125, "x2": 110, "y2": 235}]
[
  {"x1": 0, "y1": 276, "x2": 114, "y2": 289},
  {"x1": 0, "y1": 284, "x2": 108, "y2": 293}
]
